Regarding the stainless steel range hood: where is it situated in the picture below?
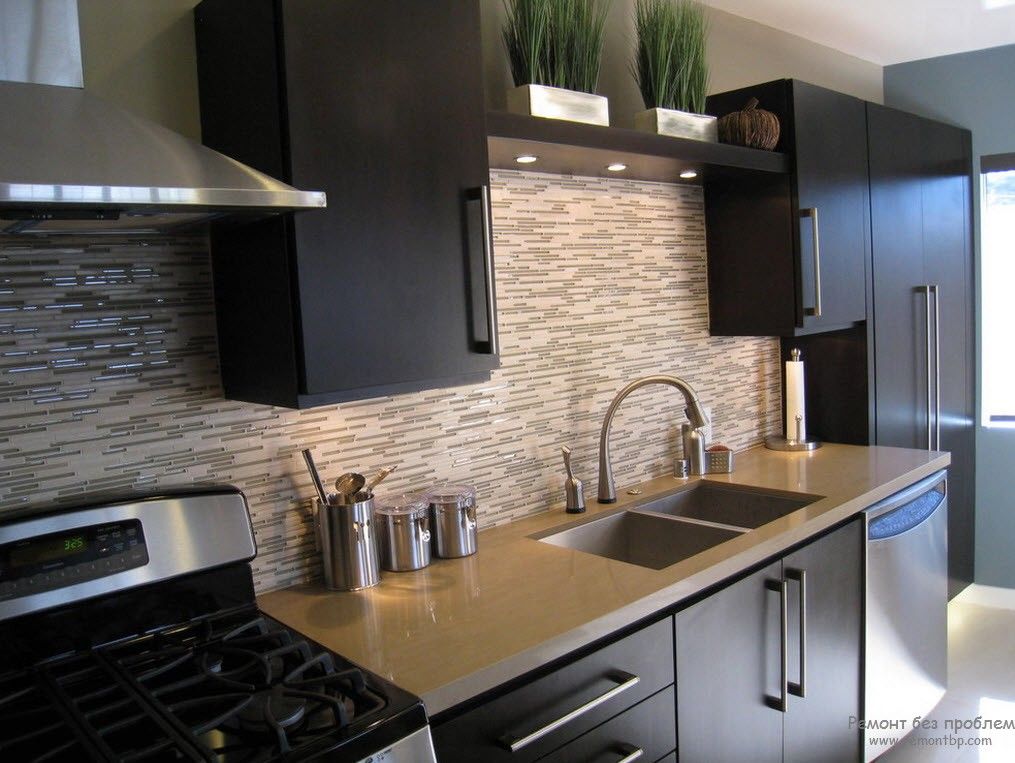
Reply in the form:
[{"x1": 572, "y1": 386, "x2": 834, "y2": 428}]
[{"x1": 0, "y1": 0, "x2": 325, "y2": 235}]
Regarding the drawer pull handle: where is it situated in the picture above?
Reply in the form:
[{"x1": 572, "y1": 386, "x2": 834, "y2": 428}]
[
  {"x1": 504, "y1": 671, "x2": 640, "y2": 752},
  {"x1": 615, "y1": 744, "x2": 644, "y2": 763}
]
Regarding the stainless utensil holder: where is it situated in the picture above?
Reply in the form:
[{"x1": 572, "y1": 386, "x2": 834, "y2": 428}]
[{"x1": 316, "y1": 497, "x2": 380, "y2": 591}]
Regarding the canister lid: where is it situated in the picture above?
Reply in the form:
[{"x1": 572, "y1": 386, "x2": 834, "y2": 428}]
[
  {"x1": 425, "y1": 484, "x2": 477, "y2": 508},
  {"x1": 374, "y1": 493, "x2": 429, "y2": 519}
]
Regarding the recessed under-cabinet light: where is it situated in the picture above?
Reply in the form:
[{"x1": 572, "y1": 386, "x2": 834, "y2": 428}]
[
  {"x1": 680, "y1": 170, "x2": 698, "y2": 179},
  {"x1": 515, "y1": 154, "x2": 539, "y2": 164},
  {"x1": 606, "y1": 163, "x2": 627, "y2": 172}
]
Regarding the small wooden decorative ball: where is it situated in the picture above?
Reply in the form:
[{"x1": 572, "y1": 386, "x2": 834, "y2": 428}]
[{"x1": 717, "y1": 97, "x2": 781, "y2": 150}]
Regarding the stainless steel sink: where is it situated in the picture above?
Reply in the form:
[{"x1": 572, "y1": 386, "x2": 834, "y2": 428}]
[
  {"x1": 533, "y1": 511, "x2": 745, "y2": 570},
  {"x1": 630, "y1": 481, "x2": 820, "y2": 529},
  {"x1": 533, "y1": 482, "x2": 822, "y2": 570}
]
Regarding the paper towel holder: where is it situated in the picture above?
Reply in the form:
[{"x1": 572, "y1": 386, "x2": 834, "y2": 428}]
[
  {"x1": 765, "y1": 418, "x2": 822, "y2": 451},
  {"x1": 766, "y1": 347, "x2": 822, "y2": 451}
]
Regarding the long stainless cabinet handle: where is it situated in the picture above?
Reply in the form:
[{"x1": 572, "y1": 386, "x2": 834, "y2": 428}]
[
  {"x1": 786, "y1": 568, "x2": 807, "y2": 698},
  {"x1": 801, "y1": 207, "x2": 822, "y2": 318},
  {"x1": 503, "y1": 671, "x2": 640, "y2": 752},
  {"x1": 479, "y1": 184, "x2": 500, "y2": 356},
  {"x1": 765, "y1": 578, "x2": 789, "y2": 712},
  {"x1": 615, "y1": 745, "x2": 644, "y2": 763},
  {"x1": 931, "y1": 284, "x2": 941, "y2": 451},
  {"x1": 920, "y1": 285, "x2": 933, "y2": 450}
]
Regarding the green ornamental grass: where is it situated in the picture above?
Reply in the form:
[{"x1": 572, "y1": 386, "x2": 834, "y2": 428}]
[
  {"x1": 633, "y1": 0, "x2": 708, "y2": 114},
  {"x1": 503, "y1": 0, "x2": 610, "y2": 94}
]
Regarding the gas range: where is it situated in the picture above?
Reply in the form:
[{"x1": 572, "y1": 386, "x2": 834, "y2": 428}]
[{"x1": 0, "y1": 487, "x2": 436, "y2": 762}]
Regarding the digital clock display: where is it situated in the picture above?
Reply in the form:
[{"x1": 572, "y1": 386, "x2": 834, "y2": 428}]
[{"x1": 9, "y1": 534, "x2": 88, "y2": 567}]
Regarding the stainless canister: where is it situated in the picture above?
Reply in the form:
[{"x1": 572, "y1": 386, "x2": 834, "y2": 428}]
[
  {"x1": 316, "y1": 496, "x2": 380, "y2": 591},
  {"x1": 375, "y1": 493, "x2": 431, "y2": 572},
  {"x1": 426, "y1": 484, "x2": 478, "y2": 558}
]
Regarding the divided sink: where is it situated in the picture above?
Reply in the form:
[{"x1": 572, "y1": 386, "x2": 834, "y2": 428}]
[
  {"x1": 630, "y1": 481, "x2": 820, "y2": 530},
  {"x1": 535, "y1": 511, "x2": 744, "y2": 570},
  {"x1": 533, "y1": 481, "x2": 822, "y2": 570}
]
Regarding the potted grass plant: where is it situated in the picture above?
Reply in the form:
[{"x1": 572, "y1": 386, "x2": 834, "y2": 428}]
[
  {"x1": 631, "y1": 0, "x2": 716, "y2": 141},
  {"x1": 504, "y1": 0, "x2": 612, "y2": 126}
]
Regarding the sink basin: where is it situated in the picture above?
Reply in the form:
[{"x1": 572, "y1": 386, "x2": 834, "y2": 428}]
[
  {"x1": 630, "y1": 481, "x2": 820, "y2": 529},
  {"x1": 534, "y1": 511, "x2": 745, "y2": 570}
]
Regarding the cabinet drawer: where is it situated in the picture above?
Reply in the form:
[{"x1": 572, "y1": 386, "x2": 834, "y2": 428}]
[
  {"x1": 432, "y1": 617, "x2": 674, "y2": 762},
  {"x1": 538, "y1": 687, "x2": 675, "y2": 762}
]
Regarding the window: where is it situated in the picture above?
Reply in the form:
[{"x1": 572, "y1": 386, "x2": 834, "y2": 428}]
[{"x1": 981, "y1": 154, "x2": 1015, "y2": 426}]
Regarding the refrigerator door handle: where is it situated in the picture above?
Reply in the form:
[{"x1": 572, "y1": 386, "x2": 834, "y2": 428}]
[
  {"x1": 918, "y1": 285, "x2": 932, "y2": 451},
  {"x1": 930, "y1": 284, "x2": 941, "y2": 451}
]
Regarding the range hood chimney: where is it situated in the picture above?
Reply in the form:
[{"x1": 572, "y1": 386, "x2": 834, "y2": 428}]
[{"x1": 0, "y1": 0, "x2": 325, "y2": 234}]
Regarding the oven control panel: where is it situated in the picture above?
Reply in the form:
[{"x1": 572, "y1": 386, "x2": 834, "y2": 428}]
[{"x1": 0, "y1": 520, "x2": 148, "y2": 601}]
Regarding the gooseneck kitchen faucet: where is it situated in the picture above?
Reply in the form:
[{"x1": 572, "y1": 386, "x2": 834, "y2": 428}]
[{"x1": 597, "y1": 375, "x2": 710, "y2": 503}]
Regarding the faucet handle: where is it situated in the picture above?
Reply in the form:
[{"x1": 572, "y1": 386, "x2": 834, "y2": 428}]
[{"x1": 561, "y1": 446, "x2": 586, "y2": 514}]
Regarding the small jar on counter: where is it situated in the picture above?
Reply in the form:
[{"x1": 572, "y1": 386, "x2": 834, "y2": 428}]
[
  {"x1": 425, "y1": 484, "x2": 478, "y2": 558},
  {"x1": 375, "y1": 493, "x2": 432, "y2": 572}
]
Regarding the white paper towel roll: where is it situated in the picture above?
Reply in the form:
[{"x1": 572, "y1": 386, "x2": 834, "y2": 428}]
[{"x1": 785, "y1": 351, "x2": 806, "y2": 442}]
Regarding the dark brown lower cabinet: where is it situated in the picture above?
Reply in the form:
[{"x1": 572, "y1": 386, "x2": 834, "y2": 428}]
[
  {"x1": 675, "y1": 520, "x2": 863, "y2": 763},
  {"x1": 431, "y1": 617, "x2": 675, "y2": 762}
]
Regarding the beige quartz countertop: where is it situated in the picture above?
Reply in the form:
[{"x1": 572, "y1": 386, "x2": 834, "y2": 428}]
[{"x1": 258, "y1": 443, "x2": 949, "y2": 716}]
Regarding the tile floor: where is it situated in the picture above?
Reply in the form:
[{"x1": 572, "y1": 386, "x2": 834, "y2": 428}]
[{"x1": 879, "y1": 585, "x2": 1015, "y2": 762}]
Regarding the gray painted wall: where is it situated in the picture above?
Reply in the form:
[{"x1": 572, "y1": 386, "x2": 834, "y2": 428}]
[{"x1": 885, "y1": 44, "x2": 1015, "y2": 588}]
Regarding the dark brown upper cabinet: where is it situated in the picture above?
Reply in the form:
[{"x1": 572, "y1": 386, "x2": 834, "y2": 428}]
[
  {"x1": 704, "y1": 80, "x2": 869, "y2": 336},
  {"x1": 194, "y1": 0, "x2": 498, "y2": 408}
]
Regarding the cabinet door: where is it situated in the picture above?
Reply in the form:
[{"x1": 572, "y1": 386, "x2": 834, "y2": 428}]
[
  {"x1": 783, "y1": 521, "x2": 863, "y2": 763},
  {"x1": 868, "y1": 104, "x2": 929, "y2": 450},
  {"x1": 791, "y1": 81, "x2": 870, "y2": 333},
  {"x1": 920, "y1": 119, "x2": 975, "y2": 596},
  {"x1": 869, "y1": 107, "x2": 976, "y2": 596},
  {"x1": 282, "y1": 0, "x2": 498, "y2": 396},
  {"x1": 704, "y1": 80, "x2": 868, "y2": 337},
  {"x1": 675, "y1": 562, "x2": 783, "y2": 763}
]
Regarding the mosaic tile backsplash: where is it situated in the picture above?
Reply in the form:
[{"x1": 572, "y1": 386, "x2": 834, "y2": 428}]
[{"x1": 0, "y1": 170, "x2": 781, "y2": 592}]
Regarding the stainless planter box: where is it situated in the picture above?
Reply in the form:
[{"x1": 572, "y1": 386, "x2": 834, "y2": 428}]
[
  {"x1": 507, "y1": 84, "x2": 609, "y2": 127},
  {"x1": 635, "y1": 107, "x2": 717, "y2": 142}
]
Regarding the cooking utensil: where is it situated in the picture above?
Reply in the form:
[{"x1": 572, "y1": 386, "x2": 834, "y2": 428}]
[
  {"x1": 334, "y1": 472, "x2": 365, "y2": 499},
  {"x1": 301, "y1": 449, "x2": 330, "y2": 506},
  {"x1": 365, "y1": 465, "x2": 397, "y2": 494}
]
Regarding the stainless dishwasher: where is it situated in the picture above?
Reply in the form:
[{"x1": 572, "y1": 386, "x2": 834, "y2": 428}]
[{"x1": 864, "y1": 469, "x2": 948, "y2": 762}]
